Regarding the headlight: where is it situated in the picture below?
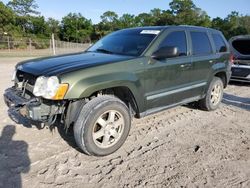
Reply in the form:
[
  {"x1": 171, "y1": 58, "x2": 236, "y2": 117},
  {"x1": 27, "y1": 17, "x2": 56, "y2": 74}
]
[
  {"x1": 33, "y1": 76, "x2": 48, "y2": 97},
  {"x1": 44, "y1": 76, "x2": 60, "y2": 98},
  {"x1": 33, "y1": 76, "x2": 68, "y2": 100}
]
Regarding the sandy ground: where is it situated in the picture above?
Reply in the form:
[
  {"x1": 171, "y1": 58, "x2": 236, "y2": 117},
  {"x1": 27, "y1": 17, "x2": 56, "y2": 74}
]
[{"x1": 0, "y1": 57, "x2": 249, "y2": 188}]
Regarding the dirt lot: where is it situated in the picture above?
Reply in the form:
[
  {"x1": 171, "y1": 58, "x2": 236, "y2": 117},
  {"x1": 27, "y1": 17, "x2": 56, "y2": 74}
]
[{"x1": 0, "y1": 57, "x2": 249, "y2": 188}]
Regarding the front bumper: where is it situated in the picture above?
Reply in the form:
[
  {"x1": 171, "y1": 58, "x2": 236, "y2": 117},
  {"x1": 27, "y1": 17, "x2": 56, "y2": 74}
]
[{"x1": 4, "y1": 87, "x2": 60, "y2": 122}]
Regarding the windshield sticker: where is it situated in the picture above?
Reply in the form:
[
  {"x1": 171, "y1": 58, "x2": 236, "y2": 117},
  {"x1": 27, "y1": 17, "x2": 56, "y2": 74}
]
[{"x1": 140, "y1": 30, "x2": 161, "y2": 35}]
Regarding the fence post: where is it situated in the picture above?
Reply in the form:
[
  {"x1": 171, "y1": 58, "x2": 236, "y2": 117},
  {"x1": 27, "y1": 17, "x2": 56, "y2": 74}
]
[
  {"x1": 7, "y1": 36, "x2": 10, "y2": 52},
  {"x1": 52, "y1": 33, "x2": 56, "y2": 55},
  {"x1": 49, "y1": 39, "x2": 52, "y2": 54},
  {"x1": 29, "y1": 38, "x2": 32, "y2": 55}
]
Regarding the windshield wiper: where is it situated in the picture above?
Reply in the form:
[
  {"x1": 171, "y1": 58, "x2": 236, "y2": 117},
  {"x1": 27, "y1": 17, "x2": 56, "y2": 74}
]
[{"x1": 95, "y1": 48, "x2": 114, "y2": 54}]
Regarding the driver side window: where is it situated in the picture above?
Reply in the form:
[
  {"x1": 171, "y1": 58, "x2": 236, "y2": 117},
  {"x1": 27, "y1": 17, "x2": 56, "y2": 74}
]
[{"x1": 159, "y1": 31, "x2": 187, "y2": 56}]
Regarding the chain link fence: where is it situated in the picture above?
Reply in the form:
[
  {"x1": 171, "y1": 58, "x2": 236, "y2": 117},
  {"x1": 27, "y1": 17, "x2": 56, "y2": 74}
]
[{"x1": 0, "y1": 36, "x2": 91, "y2": 57}]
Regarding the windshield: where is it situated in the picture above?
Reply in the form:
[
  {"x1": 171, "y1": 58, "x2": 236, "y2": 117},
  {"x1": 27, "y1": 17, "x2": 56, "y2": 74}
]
[{"x1": 87, "y1": 28, "x2": 161, "y2": 56}]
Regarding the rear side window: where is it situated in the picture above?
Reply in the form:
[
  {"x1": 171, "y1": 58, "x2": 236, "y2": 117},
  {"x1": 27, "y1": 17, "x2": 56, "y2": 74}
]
[
  {"x1": 212, "y1": 34, "x2": 227, "y2": 53},
  {"x1": 191, "y1": 31, "x2": 212, "y2": 55},
  {"x1": 159, "y1": 31, "x2": 187, "y2": 56}
]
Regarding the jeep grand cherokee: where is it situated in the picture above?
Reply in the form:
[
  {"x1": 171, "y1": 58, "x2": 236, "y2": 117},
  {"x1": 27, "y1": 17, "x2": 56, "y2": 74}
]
[{"x1": 4, "y1": 26, "x2": 231, "y2": 156}]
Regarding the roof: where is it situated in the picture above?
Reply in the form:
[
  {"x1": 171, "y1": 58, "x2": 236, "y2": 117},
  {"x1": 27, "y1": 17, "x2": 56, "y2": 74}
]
[{"x1": 121, "y1": 25, "x2": 221, "y2": 33}]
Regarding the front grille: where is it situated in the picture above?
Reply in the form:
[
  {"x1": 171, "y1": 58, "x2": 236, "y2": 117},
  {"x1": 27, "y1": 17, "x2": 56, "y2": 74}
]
[
  {"x1": 16, "y1": 70, "x2": 37, "y2": 85},
  {"x1": 15, "y1": 70, "x2": 37, "y2": 99}
]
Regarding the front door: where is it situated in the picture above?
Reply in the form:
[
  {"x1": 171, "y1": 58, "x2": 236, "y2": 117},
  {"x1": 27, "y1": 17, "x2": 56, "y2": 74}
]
[{"x1": 144, "y1": 29, "x2": 193, "y2": 111}]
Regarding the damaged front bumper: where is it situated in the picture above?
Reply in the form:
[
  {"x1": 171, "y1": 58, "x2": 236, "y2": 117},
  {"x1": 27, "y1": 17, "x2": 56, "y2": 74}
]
[{"x1": 4, "y1": 87, "x2": 64, "y2": 122}]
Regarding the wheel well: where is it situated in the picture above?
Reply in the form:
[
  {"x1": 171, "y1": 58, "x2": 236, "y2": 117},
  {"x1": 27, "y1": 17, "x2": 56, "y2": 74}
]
[
  {"x1": 215, "y1": 72, "x2": 227, "y2": 88},
  {"x1": 92, "y1": 87, "x2": 139, "y2": 117},
  {"x1": 64, "y1": 87, "x2": 139, "y2": 130}
]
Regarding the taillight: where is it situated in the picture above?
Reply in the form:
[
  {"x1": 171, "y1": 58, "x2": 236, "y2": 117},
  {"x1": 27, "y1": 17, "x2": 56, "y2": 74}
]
[{"x1": 229, "y1": 54, "x2": 235, "y2": 64}]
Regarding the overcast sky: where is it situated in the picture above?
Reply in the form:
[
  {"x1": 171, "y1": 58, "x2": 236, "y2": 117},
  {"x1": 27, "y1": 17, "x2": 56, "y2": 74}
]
[{"x1": 2, "y1": 0, "x2": 250, "y2": 23}]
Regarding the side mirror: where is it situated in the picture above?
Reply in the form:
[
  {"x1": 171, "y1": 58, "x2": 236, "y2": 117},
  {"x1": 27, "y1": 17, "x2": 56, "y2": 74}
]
[{"x1": 151, "y1": 46, "x2": 179, "y2": 60}]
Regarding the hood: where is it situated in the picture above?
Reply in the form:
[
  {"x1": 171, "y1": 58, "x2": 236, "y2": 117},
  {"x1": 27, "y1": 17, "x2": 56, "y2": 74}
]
[{"x1": 16, "y1": 52, "x2": 134, "y2": 76}]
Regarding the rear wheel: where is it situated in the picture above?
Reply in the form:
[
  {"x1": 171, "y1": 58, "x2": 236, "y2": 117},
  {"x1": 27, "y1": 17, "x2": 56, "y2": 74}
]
[
  {"x1": 73, "y1": 95, "x2": 131, "y2": 156},
  {"x1": 199, "y1": 77, "x2": 224, "y2": 111}
]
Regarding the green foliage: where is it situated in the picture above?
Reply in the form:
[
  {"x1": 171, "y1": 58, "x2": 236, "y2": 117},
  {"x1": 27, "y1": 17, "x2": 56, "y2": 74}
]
[
  {"x1": 169, "y1": 0, "x2": 211, "y2": 26},
  {"x1": 212, "y1": 11, "x2": 249, "y2": 39},
  {"x1": 31, "y1": 37, "x2": 50, "y2": 49},
  {"x1": 47, "y1": 18, "x2": 60, "y2": 38},
  {"x1": 30, "y1": 16, "x2": 49, "y2": 36},
  {"x1": 7, "y1": 0, "x2": 39, "y2": 16},
  {"x1": 0, "y1": 0, "x2": 249, "y2": 46},
  {"x1": 0, "y1": 2, "x2": 15, "y2": 32},
  {"x1": 61, "y1": 13, "x2": 93, "y2": 42},
  {"x1": 118, "y1": 14, "x2": 137, "y2": 29},
  {"x1": 99, "y1": 11, "x2": 119, "y2": 32},
  {"x1": 135, "y1": 13, "x2": 155, "y2": 26}
]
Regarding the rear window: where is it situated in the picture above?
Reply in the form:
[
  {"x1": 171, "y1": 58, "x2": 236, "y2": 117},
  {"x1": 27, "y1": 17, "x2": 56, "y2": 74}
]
[
  {"x1": 232, "y1": 39, "x2": 250, "y2": 55},
  {"x1": 191, "y1": 31, "x2": 212, "y2": 55},
  {"x1": 212, "y1": 34, "x2": 227, "y2": 53}
]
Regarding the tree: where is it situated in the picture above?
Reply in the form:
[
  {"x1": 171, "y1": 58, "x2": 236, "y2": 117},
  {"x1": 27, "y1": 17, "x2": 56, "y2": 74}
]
[
  {"x1": 100, "y1": 11, "x2": 118, "y2": 23},
  {"x1": 150, "y1": 8, "x2": 162, "y2": 24},
  {"x1": 47, "y1": 18, "x2": 60, "y2": 38},
  {"x1": 170, "y1": 0, "x2": 196, "y2": 15},
  {"x1": 118, "y1": 14, "x2": 137, "y2": 28},
  {"x1": 239, "y1": 15, "x2": 250, "y2": 33},
  {"x1": 30, "y1": 16, "x2": 49, "y2": 36},
  {"x1": 156, "y1": 10, "x2": 175, "y2": 26},
  {"x1": 61, "y1": 13, "x2": 93, "y2": 42},
  {"x1": 7, "y1": 0, "x2": 40, "y2": 33},
  {"x1": 100, "y1": 11, "x2": 119, "y2": 31},
  {"x1": 225, "y1": 12, "x2": 248, "y2": 38},
  {"x1": 0, "y1": 2, "x2": 15, "y2": 33},
  {"x1": 212, "y1": 12, "x2": 248, "y2": 39},
  {"x1": 135, "y1": 13, "x2": 154, "y2": 26},
  {"x1": 169, "y1": 0, "x2": 211, "y2": 26},
  {"x1": 7, "y1": 0, "x2": 40, "y2": 16}
]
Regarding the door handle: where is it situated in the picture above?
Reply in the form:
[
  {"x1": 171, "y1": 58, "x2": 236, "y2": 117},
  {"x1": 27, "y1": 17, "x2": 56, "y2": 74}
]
[{"x1": 180, "y1": 63, "x2": 192, "y2": 68}]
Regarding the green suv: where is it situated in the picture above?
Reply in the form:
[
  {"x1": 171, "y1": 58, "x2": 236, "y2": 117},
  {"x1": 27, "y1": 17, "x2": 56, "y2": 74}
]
[{"x1": 4, "y1": 26, "x2": 231, "y2": 156}]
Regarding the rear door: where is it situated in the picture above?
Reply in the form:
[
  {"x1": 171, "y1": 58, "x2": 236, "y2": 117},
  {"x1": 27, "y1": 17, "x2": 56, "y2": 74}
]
[
  {"x1": 187, "y1": 29, "x2": 214, "y2": 97},
  {"x1": 144, "y1": 28, "x2": 193, "y2": 111}
]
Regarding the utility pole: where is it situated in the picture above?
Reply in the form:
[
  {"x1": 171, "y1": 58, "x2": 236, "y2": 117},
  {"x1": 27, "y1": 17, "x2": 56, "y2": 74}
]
[{"x1": 52, "y1": 33, "x2": 56, "y2": 55}]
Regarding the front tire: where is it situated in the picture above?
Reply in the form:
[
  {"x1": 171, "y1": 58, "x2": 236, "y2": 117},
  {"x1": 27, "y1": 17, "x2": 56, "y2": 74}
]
[
  {"x1": 199, "y1": 77, "x2": 224, "y2": 111},
  {"x1": 74, "y1": 95, "x2": 131, "y2": 156}
]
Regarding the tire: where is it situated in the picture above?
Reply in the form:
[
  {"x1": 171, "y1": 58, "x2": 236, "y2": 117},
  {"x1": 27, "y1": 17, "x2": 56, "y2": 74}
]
[
  {"x1": 199, "y1": 77, "x2": 224, "y2": 111},
  {"x1": 73, "y1": 95, "x2": 131, "y2": 156}
]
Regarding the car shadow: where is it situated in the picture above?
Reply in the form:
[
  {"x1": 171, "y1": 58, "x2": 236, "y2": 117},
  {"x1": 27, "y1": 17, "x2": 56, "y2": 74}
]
[
  {"x1": 223, "y1": 93, "x2": 250, "y2": 111},
  {"x1": 0, "y1": 125, "x2": 31, "y2": 188}
]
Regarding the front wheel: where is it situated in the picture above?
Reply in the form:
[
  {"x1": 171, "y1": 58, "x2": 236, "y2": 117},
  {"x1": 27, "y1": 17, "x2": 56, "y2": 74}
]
[
  {"x1": 199, "y1": 77, "x2": 224, "y2": 111},
  {"x1": 73, "y1": 95, "x2": 131, "y2": 156}
]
